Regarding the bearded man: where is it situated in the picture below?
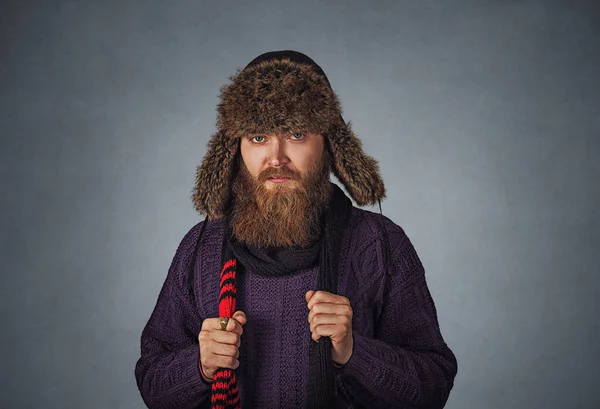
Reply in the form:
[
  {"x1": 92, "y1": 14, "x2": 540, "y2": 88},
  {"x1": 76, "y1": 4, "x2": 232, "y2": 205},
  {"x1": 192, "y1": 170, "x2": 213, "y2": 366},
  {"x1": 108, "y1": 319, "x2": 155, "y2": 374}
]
[{"x1": 135, "y1": 51, "x2": 458, "y2": 409}]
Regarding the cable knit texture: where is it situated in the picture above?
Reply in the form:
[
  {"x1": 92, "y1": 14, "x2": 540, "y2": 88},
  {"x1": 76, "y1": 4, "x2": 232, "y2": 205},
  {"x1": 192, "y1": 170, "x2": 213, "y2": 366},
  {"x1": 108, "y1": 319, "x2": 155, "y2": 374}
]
[{"x1": 135, "y1": 207, "x2": 458, "y2": 408}]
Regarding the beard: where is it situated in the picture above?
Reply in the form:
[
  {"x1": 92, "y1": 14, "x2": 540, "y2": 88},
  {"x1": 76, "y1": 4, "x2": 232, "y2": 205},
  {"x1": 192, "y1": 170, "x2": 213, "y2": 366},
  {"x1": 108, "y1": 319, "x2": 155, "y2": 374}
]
[{"x1": 229, "y1": 154, "x2": 332, "y2": 248}]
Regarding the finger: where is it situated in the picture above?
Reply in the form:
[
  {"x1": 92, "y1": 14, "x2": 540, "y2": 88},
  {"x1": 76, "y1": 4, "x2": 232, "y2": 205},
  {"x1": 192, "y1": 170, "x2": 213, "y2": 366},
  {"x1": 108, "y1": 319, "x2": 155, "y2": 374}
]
[
  {"x1": 201, "y1": 316, "x2": 244, "y2": 335},
  {"x1": 309, "y1": 314, "x2": 351, "y2": 333},
  {"x1": 201, "y1": 318, "x2": 222, "y2": 331},
  {"x1": 211, "y1": 343, "x2": 240, "y2": 359},
  {"x1": 208, "y1": 330, "x2": 241, "y2": 347},
  {"x1": 312, "y1": 323, "x2": 349, "y2": 341},
  {"x1": 225, "y1": 317, "x2": 245, "y2": 336},
  {"x1": 305, "y1": 290, "x2": 316, "y2": 304},
  {"x1": 232, "y1": 311, "x2": 247, "y2": 326},
  {"x1": 211, "y1": 355, "x2": 240, "y2": 370},
  {"x1": 308, "y1": 303, "x2": 353, "y2": 321},
  {"x1": 199, "y1": 330, "x2": 238, "y2": 350},
  {"x1": 199, "y1": 344, "x2": 240, "y2": 370},
  {"x1": 307, "y1": 291, "x2": 350, "y2": 310}
]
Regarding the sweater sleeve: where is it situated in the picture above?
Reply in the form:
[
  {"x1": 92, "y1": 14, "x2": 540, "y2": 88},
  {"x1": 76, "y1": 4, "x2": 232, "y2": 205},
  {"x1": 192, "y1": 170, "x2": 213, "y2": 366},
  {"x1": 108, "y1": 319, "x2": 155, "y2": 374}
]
[
  {"x1": 338, "y1": 219, "x2": 458, "y2": 409},
  {"x1": 134, "y1": 223, "x2": 212, "y2": 409}
]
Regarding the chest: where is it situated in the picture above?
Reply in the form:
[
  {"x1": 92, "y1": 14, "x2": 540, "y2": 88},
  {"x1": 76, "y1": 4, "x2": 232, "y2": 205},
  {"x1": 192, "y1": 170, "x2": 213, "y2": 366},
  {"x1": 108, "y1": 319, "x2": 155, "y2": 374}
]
[{"x1": 236, "y1": 267, "x2": 318, "y2": 361}]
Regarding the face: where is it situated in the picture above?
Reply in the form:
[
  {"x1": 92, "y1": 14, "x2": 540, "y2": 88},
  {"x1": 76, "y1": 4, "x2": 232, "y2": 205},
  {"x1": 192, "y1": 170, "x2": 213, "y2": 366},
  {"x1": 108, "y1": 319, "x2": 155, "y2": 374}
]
[
  {"x1": 230, "y1": 131, "x2": 332, "y2": 248},
  {"x1": 240, "y1": 132, "x2": 325, "y2": 191}
]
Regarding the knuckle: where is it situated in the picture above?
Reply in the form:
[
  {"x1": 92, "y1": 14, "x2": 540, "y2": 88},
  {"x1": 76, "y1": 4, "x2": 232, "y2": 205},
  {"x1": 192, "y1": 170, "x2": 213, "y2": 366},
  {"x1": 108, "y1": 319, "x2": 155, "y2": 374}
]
[
  {"x1": 201, "y1": 318, "x2": 214, "y2": 329},
  {"x1": 198, "y1": 330, "x2": 209, "y2": 342}
]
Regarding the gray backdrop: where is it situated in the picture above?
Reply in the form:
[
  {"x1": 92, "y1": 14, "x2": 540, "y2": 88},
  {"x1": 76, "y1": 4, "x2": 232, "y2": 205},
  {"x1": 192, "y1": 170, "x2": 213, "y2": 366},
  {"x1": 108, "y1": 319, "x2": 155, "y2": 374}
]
[{"x1": 1, "y1": 1, "x2": 599, "y2": 408}]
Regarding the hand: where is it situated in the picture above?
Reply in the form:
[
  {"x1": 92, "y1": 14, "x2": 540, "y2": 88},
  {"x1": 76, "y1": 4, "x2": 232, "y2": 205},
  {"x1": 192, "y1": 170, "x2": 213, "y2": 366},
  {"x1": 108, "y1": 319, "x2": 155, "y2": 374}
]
[
  {"x1": 306, "y1": 290, "x2": 353, "y2": 366},
  {"x1": 198, "y1": 311, "x2": 247, "y2": 380}
]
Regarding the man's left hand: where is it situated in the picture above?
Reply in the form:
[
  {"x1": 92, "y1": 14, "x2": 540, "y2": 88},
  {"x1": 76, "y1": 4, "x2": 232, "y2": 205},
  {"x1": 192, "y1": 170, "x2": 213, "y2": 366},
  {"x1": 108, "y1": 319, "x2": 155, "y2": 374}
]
[{"x1": 305, "y1": 290, "x2": 353, "y2": 366}]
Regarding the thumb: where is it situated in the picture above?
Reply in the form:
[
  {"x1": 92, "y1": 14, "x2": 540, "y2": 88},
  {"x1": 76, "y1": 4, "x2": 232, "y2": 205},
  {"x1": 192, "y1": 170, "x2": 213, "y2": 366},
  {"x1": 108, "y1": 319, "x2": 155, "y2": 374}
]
[
  {"x1": 232, "y1": 310, "x2": 247, "y2": 326},
  {"x1": 305, "y1": 290, "x2": 316, "y2": 304}
]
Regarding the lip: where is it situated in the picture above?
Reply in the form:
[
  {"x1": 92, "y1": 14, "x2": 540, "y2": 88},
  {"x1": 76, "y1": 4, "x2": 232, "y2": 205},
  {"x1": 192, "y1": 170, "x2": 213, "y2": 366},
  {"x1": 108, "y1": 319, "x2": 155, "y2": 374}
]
[{"x1": 268, "y1": 177, "x2": 290, "y2": 183}]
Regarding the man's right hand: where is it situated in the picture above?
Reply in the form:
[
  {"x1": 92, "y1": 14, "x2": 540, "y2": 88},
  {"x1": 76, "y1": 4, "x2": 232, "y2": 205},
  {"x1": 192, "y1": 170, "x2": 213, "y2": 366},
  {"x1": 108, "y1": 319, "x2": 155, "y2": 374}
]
[{"x1": 198, "y1": 310, "x2": 247, "y2": 380}]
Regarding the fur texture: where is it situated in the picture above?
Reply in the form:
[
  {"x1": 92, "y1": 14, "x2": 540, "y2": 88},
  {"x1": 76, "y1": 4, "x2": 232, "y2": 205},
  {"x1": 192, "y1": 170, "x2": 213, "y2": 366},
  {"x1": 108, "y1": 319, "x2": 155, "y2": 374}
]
[{"x1": 193, "y1": 55, "x2": 386, "y2": 218}]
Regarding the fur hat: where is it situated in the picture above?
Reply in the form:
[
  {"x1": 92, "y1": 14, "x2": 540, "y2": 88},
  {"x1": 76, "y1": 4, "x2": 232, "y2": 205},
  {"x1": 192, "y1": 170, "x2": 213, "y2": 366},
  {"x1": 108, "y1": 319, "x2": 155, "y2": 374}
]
[{"x1": 192, "y1": 50, "x2": 386, "y2": 218}]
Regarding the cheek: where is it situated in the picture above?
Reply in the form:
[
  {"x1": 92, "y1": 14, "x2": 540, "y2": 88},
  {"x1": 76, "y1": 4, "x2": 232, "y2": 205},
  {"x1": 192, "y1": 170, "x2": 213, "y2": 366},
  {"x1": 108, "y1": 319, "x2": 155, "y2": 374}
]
[
  {"x1": 301, "y1": 156, "x2": 320, "y2": 173},
  {"x1": 292, "y1": 143, "x2": 324, "y2": 172},
  {"x1": 240, "y1": 145, "x2": 266, "y2": 177}
]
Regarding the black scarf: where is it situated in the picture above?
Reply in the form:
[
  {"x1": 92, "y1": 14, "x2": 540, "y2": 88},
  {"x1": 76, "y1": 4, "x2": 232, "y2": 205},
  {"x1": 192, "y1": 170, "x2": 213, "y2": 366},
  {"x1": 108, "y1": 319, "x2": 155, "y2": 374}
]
[{"x1": 222, "y1": 183, "x2": 353, "y2": 408}]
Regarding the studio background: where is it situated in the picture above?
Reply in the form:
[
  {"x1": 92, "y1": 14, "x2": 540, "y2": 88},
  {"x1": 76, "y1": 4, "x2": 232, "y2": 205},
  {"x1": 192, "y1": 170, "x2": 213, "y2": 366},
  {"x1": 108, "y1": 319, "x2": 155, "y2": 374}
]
[{"x1": 1, "y1": 1, "x2": 599, "y2": 408}]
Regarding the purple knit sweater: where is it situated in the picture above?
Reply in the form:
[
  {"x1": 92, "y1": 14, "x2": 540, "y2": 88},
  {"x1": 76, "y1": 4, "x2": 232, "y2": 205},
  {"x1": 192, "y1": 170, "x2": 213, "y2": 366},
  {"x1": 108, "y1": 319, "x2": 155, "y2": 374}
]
[{"x1": 135, "y1": 208, "x2": 457, "y2": 408}]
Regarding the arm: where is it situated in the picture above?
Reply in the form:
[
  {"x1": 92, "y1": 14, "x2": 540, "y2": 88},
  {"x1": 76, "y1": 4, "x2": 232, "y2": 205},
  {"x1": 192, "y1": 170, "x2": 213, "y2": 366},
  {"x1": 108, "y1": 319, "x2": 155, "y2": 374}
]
[
  {"x1": 134, "y1": 223, "x2": 212, "y2": 409},
  {"x1": 338, "y1": 221, "x2": 458, "y2": 408}
]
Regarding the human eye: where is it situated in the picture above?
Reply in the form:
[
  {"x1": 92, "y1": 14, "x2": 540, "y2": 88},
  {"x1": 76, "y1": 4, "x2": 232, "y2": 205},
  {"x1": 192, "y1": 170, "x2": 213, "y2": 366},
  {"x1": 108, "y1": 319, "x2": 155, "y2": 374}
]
[
  {"x1": 289, "y1": 132, "x2": 306, "y2": 140},
  {"x1": 250, "y1": 135, "x2": 266, "y2": 143}
]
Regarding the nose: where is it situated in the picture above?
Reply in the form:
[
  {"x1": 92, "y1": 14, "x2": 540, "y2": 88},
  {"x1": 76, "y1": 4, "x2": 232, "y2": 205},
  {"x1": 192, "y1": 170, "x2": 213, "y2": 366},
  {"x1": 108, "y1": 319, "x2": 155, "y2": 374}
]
[{"x1": 268, "y1": 136, "x2": 289, "y2": 167}]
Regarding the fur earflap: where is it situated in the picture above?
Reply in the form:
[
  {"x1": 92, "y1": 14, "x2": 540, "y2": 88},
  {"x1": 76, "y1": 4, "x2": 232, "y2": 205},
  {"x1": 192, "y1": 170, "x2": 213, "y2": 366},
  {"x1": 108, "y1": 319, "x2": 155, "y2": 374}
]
[
  {"x1": 192, "y1": 132, "x2": 239, "y2": 218},
  {"x1": 326, "y1": 122, "x2": 386, "y2": 207},
  {"x1": 192, "y1": 51, "x2": 386, "y2": 218}
]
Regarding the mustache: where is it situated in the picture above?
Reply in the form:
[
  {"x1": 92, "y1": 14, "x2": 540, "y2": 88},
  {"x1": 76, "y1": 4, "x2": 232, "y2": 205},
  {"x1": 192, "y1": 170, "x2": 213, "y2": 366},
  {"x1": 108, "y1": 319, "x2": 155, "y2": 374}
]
[{"x1": 257, "y1": 167, "x2": 301, "y2": 184}]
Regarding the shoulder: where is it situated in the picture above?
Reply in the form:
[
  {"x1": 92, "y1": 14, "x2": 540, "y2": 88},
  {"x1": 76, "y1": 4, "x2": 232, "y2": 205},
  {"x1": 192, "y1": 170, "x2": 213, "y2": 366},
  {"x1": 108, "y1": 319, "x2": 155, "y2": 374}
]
[
  {"x1": 346, "y1": 207, "x2": 411, "y2": 251},
  {"x1": 344, "y1": 207, "x2": 424, "y2": 278},
  {"x1": 175, "y1": 218, "x2": 226, "y2": 256},
  {"x1": 166, "y1": 218, "x2": 226, "y2": 287}
]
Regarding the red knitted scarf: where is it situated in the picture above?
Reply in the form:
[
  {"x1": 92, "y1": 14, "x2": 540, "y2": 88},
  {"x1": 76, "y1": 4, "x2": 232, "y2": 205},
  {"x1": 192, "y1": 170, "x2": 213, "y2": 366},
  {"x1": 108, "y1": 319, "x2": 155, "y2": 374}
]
[{"x1": 210, "y1": 246, "x2": 241, "y2": 409}]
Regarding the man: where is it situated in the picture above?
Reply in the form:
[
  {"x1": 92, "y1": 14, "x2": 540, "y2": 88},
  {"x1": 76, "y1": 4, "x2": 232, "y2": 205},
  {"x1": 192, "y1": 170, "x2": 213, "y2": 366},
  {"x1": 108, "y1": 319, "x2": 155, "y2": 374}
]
[{"x1": 135, "y1": 50, "x2": 458, "y2": 409}]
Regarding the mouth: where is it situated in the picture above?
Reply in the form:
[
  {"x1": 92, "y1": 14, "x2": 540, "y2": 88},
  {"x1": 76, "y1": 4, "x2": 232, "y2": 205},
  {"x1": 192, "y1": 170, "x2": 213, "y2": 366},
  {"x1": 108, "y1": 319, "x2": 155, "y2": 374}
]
[{"x1": 267, "y1": 177, "x2": 291, "y2": 184}]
